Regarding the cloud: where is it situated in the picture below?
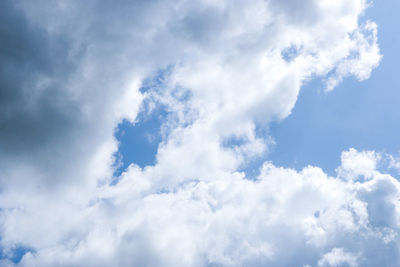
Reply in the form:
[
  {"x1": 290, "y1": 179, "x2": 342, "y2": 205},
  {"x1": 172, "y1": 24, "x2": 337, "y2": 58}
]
[
  {"x1": 337, "y1": 148, "x2": 380, "y2": 180},
  {"x1": 318, "y1": 248, "x2": 359, "y2": 267},
  {"x1": 0, "y1": 0, "x2": 390, "y2": 266},
  {"x1": 4, "y1": 148, "x2": 399, "y2": 266}
]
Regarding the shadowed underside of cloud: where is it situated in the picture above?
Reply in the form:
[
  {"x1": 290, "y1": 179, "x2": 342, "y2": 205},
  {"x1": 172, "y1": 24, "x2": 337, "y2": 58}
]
[{"x1": 0, "y1": 0, "x2": 396, "y2": 266}]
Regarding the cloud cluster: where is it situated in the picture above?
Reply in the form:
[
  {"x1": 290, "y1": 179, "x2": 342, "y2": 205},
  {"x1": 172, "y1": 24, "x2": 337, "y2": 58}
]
[
  {"x1": 4, "y1": 149, "x2": 400, "y2": 266},
  {"x1": 0, "y1": 0, "x2": 393, "y2": 266}
]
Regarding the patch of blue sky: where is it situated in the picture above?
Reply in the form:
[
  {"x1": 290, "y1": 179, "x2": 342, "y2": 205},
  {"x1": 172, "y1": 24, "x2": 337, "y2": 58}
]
[
  {"x1": 113, "y1": 65, "x2": 196, "y2": 179},
  {"x1": 139, "y1": 66, "x2": 174, "y2": 94},
  {"x1": 268, "y1": 0, "x2": 400, "y2": 176},
  {"x1": 281, "y1": 45, "x2": 301, "y2": 63},
  {"x1": 0, "y1": 245, "x2": 34, "y2": 264},
  {"x1": 112, "y1": 68, "x2": 172, "y2": 177},
  {"x1": 113, "y1": 113, "x2": 164, "y2": 176}
]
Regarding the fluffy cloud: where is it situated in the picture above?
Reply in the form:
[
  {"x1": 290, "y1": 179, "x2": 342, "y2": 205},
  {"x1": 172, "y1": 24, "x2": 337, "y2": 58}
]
[
  {"x1": 337, "y1": 148, "x2": 380, "y2": 180},
  {"x1": 318, "y1": 248, "x2": 359, "y2": 267},
  {"x1": 0, "y1": 0, "x2": 394, "y2": 266},
  {"x1": 4, "y1": 148, "x2": 400, "y2": 266}
]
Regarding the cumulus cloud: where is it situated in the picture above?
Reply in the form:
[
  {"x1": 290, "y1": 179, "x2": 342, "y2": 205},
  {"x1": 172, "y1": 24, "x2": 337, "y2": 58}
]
[
  {"x1": 0, "y1": 0, "x2": 393, "y2": 266},
  {"x1": 337, "y1": 148, "x2": 380, "y2": 180},
  {"x1": 318, "y1": 248, "x2": 359, "y2": 267},
  {"x1": 4, "y1": 148, "x2": 400, "y2": 266}
]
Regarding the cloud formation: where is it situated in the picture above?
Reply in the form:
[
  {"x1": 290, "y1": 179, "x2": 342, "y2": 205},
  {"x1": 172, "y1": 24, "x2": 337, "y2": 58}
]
[{"x1": 0, "y1": 0, "x2": 394, "y2": 266}]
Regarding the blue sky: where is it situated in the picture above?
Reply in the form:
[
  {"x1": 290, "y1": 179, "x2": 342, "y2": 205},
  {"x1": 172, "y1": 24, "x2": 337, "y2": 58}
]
[
  {"x1": 2, "y1": 1, "x2": 400, "y2": 266},
  {"x1": 115, "y1": 0, "x2": 400, "y2": 178},
  {"x1": 270, "y1": 0, "x2": 400, "y2": 175}
]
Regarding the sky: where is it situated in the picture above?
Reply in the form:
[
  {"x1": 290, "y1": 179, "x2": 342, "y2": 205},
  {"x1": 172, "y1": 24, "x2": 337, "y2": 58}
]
[
  {"x1": 115, "y1": 1, "x2": 400, "y2": 177},
  {"x1": 1, "y1": 0, "x2": 400, "y2": 266},
  {"x1": 270, "y1": 0, "x2": 400, "y2": 175}
]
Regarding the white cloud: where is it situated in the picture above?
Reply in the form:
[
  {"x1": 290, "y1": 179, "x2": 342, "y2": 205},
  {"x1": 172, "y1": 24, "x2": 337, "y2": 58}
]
[
  {"x1": 337, "y1": 148, "x2": 380, "y2": 180},
  {"x1": 389, "y1": 155, "x2": 400, "y2": 173},
  {"x1": 318, "y1": 248, "x2": 359, "y2": 267},
  {"x1": 325, "y1": 21, "x2": 382, "y2": 91},
  {"x1": 7, "y1": 148, "x2": 400, "y2": 266},
  {"x1": 0, "y1": 0, "x2": 391, "y2": 266}
]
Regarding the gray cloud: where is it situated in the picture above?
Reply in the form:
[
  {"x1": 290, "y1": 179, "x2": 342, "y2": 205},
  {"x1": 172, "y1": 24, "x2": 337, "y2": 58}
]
[
  {"x1": 0, "y1": 0, "x2": 79, "y2": 153},
  {"x1": 0, "y1": 1, "x2": 387, "y2": 266}
]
